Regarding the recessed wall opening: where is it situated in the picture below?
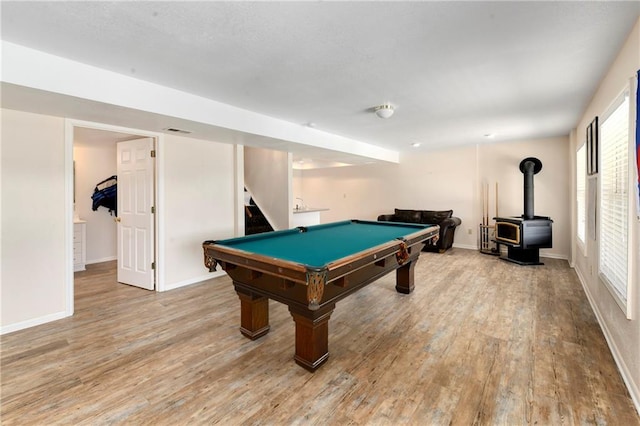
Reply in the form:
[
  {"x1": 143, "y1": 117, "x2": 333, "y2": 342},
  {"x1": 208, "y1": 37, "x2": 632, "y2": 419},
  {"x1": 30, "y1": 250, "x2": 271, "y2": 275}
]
[{"x1": 67, "y1": 120, "x2": 161, "y2": 316}]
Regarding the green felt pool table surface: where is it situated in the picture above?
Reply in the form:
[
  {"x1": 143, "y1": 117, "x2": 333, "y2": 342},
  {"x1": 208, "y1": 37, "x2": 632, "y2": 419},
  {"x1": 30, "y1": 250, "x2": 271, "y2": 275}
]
[{"x1": 211, "y1": 219, "x2": 434, "y2": 268}]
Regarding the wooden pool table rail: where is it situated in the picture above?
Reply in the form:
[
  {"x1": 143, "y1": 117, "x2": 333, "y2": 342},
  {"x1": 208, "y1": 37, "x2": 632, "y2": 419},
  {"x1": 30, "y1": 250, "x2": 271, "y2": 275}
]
[
  {"x1": 203, "y1": 224, "x2": 439, "y2": 309},
  {"x1": 202, "y1": 222, "x2": 439, "y2": 370}
]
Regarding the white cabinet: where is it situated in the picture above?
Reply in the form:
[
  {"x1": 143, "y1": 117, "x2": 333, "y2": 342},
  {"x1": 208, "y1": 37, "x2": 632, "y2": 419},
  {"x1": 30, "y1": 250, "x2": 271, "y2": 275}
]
[{"x1": 73, "y1": 220, "x2": 86, "y2": 272}]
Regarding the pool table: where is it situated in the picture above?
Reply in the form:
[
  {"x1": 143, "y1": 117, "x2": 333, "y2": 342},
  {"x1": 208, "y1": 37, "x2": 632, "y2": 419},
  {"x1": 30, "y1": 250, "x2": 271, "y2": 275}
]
[{"x1": 202, "y1": 219, "x2": 439, "y2": 371}]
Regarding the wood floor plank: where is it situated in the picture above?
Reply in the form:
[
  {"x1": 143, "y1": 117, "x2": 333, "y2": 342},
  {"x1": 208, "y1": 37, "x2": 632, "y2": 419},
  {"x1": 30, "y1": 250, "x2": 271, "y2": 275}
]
[{"x1": 1, "y1": 251, "x2": 638, "y2": 425}]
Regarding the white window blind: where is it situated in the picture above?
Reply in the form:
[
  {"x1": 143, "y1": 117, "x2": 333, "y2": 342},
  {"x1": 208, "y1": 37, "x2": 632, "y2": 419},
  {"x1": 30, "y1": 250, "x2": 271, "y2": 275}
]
[
  {"x1": 599, "y1": 92, "x2": 630, "y2": 305},
  {"x1": 576, "y1": 144, "x2": 586, "y2": 246}
]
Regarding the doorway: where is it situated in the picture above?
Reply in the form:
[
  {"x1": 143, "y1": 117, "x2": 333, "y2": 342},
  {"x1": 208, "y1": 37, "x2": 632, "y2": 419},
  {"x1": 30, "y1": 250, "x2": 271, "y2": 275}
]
[{"x1": 66, "y1": 120, "x2": 161, "y2": 316}]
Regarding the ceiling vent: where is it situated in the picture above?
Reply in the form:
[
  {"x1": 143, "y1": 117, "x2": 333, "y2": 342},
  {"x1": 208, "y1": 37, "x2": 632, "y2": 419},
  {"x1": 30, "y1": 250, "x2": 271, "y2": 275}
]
[{"x1": 163, "y1": 127, "x2": 192, "y2": 134}]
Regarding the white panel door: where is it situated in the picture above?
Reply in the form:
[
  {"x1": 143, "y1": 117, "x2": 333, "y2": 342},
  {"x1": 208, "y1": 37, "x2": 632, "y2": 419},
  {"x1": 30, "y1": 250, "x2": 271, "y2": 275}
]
[{"x1": 117, "y1": 138, "x2": 155, "y2": 290}]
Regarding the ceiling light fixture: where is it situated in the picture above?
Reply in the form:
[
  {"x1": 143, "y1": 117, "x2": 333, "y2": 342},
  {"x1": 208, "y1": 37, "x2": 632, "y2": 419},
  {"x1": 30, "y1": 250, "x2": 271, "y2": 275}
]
[
  {"x1": 483, "y1": 133, "x2": 496, "y2": 139},
  {"x1": 374, "y1": 103, "x2": 395, "y2": 119},
  {"x1": 411, "y1": 142, "x2": 421, "y2": 148}
]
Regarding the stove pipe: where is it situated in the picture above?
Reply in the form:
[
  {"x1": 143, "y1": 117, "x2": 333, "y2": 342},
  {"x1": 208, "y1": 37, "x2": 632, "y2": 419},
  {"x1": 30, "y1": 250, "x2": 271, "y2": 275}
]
[{"x1": 519, "y1": 157, "x2": 542, "y2": 220}]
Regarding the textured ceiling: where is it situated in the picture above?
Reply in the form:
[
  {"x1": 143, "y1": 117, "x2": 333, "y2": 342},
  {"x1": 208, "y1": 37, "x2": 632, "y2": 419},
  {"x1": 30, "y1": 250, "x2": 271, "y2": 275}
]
[{"x1": 1, "y1": 1, "x2": 639, "y2": 156}]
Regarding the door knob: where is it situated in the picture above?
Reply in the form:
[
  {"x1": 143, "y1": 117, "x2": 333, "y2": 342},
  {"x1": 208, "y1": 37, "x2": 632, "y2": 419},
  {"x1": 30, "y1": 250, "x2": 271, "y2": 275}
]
[{"x1": 114, "y1": 217, "x2": 121, "y2": 222}]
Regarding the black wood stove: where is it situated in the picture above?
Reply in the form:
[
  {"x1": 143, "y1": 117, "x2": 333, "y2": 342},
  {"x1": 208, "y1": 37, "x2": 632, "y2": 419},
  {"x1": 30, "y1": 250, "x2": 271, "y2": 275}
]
[{"x1": 494, "y1": 157, "x2": 553, "y2": 265}]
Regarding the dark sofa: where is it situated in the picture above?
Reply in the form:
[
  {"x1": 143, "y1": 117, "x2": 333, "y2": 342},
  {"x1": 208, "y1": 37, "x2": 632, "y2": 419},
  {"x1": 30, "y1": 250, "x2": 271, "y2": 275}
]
[{"x1": 378, "y1": 208, "x2": 462, "y2": 253}]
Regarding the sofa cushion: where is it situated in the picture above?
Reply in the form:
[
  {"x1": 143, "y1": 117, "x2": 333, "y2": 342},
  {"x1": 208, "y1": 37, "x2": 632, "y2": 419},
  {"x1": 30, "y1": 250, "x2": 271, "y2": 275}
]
[
  {"x1": 422, "y1": 210, "x2": 453, "y2": 224},
  {"x1": 394, "y1": 208, "x2": 422, "y2": 223}
]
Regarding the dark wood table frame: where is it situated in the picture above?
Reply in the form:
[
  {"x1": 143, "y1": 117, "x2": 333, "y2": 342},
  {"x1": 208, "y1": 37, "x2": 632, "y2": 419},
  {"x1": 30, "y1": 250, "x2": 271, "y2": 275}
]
[{"x1": 203, "y1": 223, "x2": 439, "y2": 371}]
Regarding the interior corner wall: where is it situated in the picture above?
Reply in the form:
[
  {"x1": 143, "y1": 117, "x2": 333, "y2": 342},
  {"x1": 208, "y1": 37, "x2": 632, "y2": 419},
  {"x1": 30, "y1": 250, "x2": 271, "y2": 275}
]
[
  {"x1": 233, "y1": 145, "x2": 245, "y2": 237},
  {"x1": 396, "y1": 145, "x2": 479, "y2": 250},
  {"x1": 0, "y1": 108, "x2": 240, "y2": 331},
  {"x1": 478, "y1": 136, "x2": 571, "y2": 258},
  {"x1": 295, "y1": 161, "x2": 401, "y2": 224},
  {"x1": 571, "y1": 17, "x2": 640, "y2": 412},
  {"x1": 296, "y1": 137, "x2": 570, "y2": 257},
  {"x1": 292, "y1": 168, "x2": 304, "y2": 204},
  {"x1": 73, "y1": 139, "x2": 117, "y2": 264},
  {"x1": 1, "y1": 108, "x2": 67, "y2": 331},
  {"x1": 244, "y1": 146, "x2": 292, "y2": 230},
  {"x1": 162, "y1": 134, "x2": 236, "y2": 290}
]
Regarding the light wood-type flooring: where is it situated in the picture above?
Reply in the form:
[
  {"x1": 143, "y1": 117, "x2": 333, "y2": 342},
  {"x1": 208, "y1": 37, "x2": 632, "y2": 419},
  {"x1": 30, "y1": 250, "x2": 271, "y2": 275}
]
[{"x1": 1, "y1": 249, "x2": 638, "y2": 425}]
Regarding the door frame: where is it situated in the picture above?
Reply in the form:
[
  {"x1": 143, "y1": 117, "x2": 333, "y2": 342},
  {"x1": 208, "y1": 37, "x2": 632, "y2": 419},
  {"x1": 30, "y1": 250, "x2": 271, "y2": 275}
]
[{"x1": 64, "y1": 119, "x2": 165, "y2": 316}]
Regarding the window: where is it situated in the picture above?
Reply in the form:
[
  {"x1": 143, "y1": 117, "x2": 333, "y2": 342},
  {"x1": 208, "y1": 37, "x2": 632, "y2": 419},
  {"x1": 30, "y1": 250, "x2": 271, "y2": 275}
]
[
  {"x1": 599, "y1": 90, "x2": 630, "y2": 311},
  {"x1": 576, "y1": 143, "x2": 586, "y2": 248}
]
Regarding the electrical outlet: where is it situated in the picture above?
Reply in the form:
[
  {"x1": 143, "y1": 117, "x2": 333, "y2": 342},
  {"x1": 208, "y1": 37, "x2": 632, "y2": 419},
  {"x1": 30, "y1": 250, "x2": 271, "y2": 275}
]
[{"x1": 468, "y1": 228, "x2": 473, "y2": 235}]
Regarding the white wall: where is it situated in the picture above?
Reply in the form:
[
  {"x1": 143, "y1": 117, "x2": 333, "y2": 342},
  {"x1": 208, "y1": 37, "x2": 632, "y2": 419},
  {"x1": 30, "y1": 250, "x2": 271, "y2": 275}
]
[
  {"x1": 479, "y1": 137, "x2": 571, "y2": 257},
  {"x1": 163, "y1": 134, "x2": 236, "y2": 290},
  {"x1": 293, "y1": 168, "x2": 303, "y2": 206},
  {"x1": 297, "y1": 161, "x2": 400, "y2": 224},
  {"x1": 296, "y1": 137, "x2": 570, "y2": 257},
  {"x1": 0, "y1": 109, "x2": 240, "y2": 332},
  {"x1": 73, "y1": 131, "x2": 237, "y2": 287},
  {"x1": 571, "y1": 18, "x2": 640, "y2": 411},
  {"x1": 1, "y1": 109, "x2": 68, "y2": 331},
  {"x1": 73, "y1": 139, "x2": 117, "y2": 264},
  {"x1": 244, "y1": 146, "x2": 292, "y2": 230},
  {"x1": 397, "y1": 145, "x2": 480, "y2": 250}
]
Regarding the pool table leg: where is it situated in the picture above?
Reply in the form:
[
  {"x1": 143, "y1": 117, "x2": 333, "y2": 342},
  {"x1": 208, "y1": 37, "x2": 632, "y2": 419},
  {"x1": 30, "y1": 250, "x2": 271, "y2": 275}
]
[
  {"x1": 235, "y1": 286, "x2": 270, "y2": 340},
  {"x1": 289, "y1": 304, "x2": 335, "y2": 371},
  {"x1": 395, "y1": 260, "x2": 417, "y2": 294}
]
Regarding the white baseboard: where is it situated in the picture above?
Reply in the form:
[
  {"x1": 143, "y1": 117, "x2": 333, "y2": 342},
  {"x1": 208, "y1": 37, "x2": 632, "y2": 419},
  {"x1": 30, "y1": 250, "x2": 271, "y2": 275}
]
[
  {"x1": 540, "y1": 252, "x2": 569, "y2": 260},
  {"x1": 162, "y1": 270, "x2": 226, "y2": 292},
  {"x1": 574, "y1": 266, "x2": 640, "y2": 416},
  {"x1": 86, "y1": 256, "x2": 117, "y2": 265},
  {"x1": 452, "y1": 243, "x2": 477, "y2": 250},
  {"x1": 451, "y1": 244, "x2": 568, "y2": 261},
  {"x1": 0, "y1": 310, "x2": 68, "y2": 335}
]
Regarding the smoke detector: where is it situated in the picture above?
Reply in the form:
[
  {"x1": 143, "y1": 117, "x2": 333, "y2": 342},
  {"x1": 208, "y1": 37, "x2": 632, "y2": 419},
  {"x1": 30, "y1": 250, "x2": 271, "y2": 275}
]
[{"x1": 374, "y1": 103, "x2": 395, "y2": 119}]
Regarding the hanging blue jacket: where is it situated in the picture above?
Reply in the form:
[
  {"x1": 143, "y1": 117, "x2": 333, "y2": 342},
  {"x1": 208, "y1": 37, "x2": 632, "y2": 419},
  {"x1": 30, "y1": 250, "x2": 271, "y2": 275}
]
[{"x1": 91, "y1": 175, "x2": 117, "y2": 215}]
